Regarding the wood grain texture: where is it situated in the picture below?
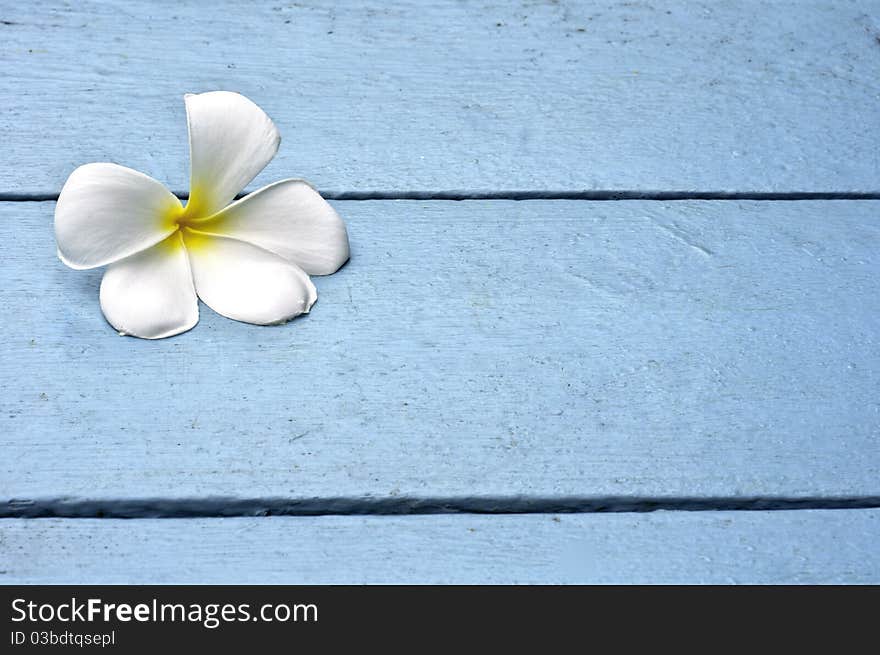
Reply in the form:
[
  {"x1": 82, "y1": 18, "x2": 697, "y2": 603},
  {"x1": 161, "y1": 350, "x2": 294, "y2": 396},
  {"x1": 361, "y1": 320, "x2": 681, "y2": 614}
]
[
  {"x1": 2, "y1": 510, "x2": 878, "y2": 583},
  {"x1": 1, "y1": 199, "x2": 878, "y2": 505},
  {"x1": 1, "y1": 1, "x2": 879, "y2": 194}
]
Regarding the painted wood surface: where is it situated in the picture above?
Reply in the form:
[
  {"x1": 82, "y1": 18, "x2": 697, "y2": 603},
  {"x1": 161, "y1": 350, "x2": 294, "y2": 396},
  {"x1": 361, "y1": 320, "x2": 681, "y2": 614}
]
[
  {"x1": 2, "y1": 1, "x2": 879, "y2": 195},
  {"x1": 2, "y1": 510, "x2": 877, "y2": 584},
  {"x1": 2, "y1": 199, "x2": 878, "y2": 507}
]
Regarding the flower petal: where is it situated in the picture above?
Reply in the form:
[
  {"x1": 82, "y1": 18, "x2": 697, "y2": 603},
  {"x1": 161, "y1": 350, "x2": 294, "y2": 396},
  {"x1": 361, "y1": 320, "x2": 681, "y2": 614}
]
[
  {"x1": 183, "y1": 91, "x2": 281, "y2": 220},
  {"x1": 100, "y1": 233, "x2": 199, "y2": 339},
  {"x1": 190, "y1": 179, "x2": 350, "y2": 275},
  {"x1": 55, "y1": 163, "x2": 182, "y2": 270},
  {"x1": 183, "y1": 229, "x2": 316, "y2": 325}
]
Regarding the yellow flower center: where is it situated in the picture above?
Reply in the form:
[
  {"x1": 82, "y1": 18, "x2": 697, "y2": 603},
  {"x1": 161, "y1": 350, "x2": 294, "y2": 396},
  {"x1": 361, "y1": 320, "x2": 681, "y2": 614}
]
[{"x1": 155, "y1": 193, "x2": 218, "y2": 255}]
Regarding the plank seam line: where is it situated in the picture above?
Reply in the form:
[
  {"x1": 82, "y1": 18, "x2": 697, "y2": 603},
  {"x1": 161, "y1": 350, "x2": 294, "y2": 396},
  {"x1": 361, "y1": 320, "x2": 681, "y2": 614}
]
[
  {"x1": 2, "y1": 191, "x2": 880, "y2": 202},
  {"x1": 3, "y1": 496, "x2": 880, "y2": 519}
]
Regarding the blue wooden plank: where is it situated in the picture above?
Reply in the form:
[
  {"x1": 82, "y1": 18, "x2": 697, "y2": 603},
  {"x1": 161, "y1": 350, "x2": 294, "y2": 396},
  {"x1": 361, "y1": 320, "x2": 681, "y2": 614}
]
[
  {"x1": 1, "y1": 199, "x2": 878, "y2": 504},
  {"x1": 2, "y1": 510, "x2": 878, "y2": 583},
  {"x1": 1, "y1": 1, "x2": 878, "y2": 195}
]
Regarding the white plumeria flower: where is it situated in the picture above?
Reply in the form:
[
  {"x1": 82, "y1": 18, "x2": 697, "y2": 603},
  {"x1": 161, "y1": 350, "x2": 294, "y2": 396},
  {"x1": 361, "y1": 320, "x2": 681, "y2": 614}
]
[{"x1": 54, "y1": 91, "x2": 350, "y2": 339}]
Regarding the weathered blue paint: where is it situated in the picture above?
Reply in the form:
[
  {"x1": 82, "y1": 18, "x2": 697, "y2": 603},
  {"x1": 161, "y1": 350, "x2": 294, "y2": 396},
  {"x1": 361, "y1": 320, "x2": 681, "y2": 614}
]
[
  {"x1": 2, "y1": 0, "x2": 879, "y2": 584},
  {"x1": 2, "y1": 510, "x2": 878, "y2": 583},
  {"x1": 1, "y1": 1, "x2": 878, "y2": 194},
  {"x1": 2, "y1": 200, "x2": 878, "y2": 505}
]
